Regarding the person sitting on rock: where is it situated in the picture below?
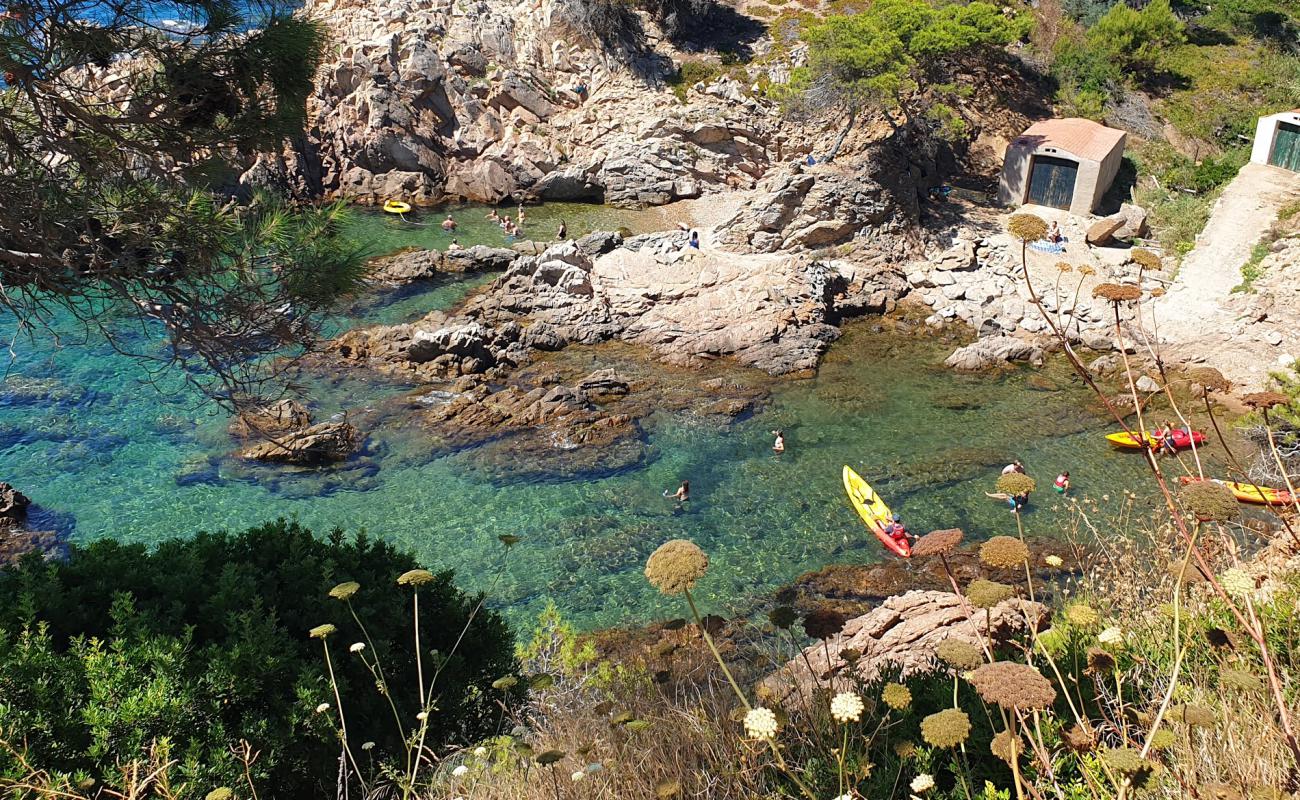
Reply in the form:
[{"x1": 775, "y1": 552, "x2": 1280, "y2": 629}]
[
  {"x1": 441, "y1": 214, "x2": 457, "y2": 231},
  {"x1": 447, "y1": 238, "x2": 461, "y2": 251}
]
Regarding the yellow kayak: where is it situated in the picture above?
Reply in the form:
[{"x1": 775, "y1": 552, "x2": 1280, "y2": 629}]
[
  {"x1": 383, "y1": 200, "x2": 412, "y2": 214},
  {"x1": 1177, "y1": 476, "x2": 1294, "y2": 506},
  {"x1": 842, "y1": 465, "x2": 909, "y2": 557}
]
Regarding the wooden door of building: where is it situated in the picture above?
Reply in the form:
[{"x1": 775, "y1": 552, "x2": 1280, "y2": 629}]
[
  {"x1": 1026, "y1": 155, "x2": 1078, "y2": 210},
  {"x1": 1270, "y1": 122, "x2": 1300, "y2": 172}
]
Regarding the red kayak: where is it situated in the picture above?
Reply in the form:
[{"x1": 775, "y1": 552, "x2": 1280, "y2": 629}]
[{"x1": 1105, "y1": 429, "x2": 1207, "y2": 450}]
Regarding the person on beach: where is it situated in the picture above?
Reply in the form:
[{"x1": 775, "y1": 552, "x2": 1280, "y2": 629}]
[
  {"x1": 441, "y1": 214, "x2": 457, "y2": 231},
  {"x1": 1047, "y1": 221, "x2": 1063, "y2": 244},
  {"x1": 689, "y1": 230, "x2": 700, "y2": 249},
  {"x1": 1054, "y1": 471, "x2": 1070, "y2": 494},
  {"x1": 772, "y1": 430, "x2": 785, "y2": 454}
]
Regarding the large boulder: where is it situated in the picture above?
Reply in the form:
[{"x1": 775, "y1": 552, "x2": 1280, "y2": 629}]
[
  {"x1": 229, "y1": 399, "x2": 313, "y2": 437},
  {"x1": 762, "y1": 590, "x2": 1049, "y2": 695},
  {"x1": 944, "y1": 336, "x2": 1044, "y2": 370},
  {"x1": 240, "y1": 422, "x2": 359, "y2": 464},
  {"x1": 0, "y1": 483, "x2": 30, "y2": 527}
]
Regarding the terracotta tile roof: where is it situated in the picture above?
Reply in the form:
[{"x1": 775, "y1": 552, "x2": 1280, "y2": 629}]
[{"x1": 1015, "y1": 118, "x2": 1126, "y2": 162}]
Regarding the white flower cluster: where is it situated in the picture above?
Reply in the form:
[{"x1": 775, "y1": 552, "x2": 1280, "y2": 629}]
[
  {"x1": 830, "y1": 691, "x2": 864, "y2": 723},
  {"x1": 743, "y1": 707, "x2": 780, "y2": 740}
]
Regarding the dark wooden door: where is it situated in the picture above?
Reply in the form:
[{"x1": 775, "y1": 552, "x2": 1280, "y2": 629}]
[
  {"x1": 1026, "y1": 155, "x2": 1078, "y2": 209},
  {"x1": 1270, "y1": 122, "x2": 1300, "y2": 171}
]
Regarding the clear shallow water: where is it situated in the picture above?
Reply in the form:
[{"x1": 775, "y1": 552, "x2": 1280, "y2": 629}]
[{"x1": 0, "y1": 204, "x2": 1190, "y2": 630}]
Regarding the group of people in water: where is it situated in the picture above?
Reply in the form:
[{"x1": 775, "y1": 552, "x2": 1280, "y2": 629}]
[{"x1": 437, "y1": 205, "x2": 572, "y2": 251}]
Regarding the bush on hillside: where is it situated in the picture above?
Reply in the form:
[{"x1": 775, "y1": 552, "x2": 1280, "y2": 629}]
[{"x1": 0, "y1": 520, "x2": 522, "y2": 797}]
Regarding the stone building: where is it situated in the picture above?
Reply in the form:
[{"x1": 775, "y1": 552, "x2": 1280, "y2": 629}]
[
  {"x1": 1251, "y1": 110, "x2": 1300, "y2": 171},
  {"x1": 998, "y1": 118, "x2": 1127, "y2": 215}
]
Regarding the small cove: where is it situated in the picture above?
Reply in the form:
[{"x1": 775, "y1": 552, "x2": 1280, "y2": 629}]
[{"x1": 0, "y1": 203, "x2": 1220, "y2": 630}]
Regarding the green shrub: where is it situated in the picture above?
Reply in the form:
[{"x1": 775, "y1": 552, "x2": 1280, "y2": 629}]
[
  {"x1": 0, "y1": 520, "x2": 521, "y2": 798},
  {"x1": 668, "y1": 60, "x2": 722, "y2": 102}
]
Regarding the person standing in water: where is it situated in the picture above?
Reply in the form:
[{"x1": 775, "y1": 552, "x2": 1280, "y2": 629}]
[
  {"x1": 441, "y1": 214, "x2": 457, "y2": 231},
  {"x1": 665, "y1": 480, "x2": 689, "y2": 502},
  {"x1": 772, "y1": 430, "x2": 785, "y2": 454},
  {"x1": 1054, "y1": 471, "x2": 1070, "y2": 495},
  {"x1": 556, "y1": 220, "x2": 567, "y2": 240},
  {"x1": 517, "y1": 204, "x2": 526, "y2": 224}
]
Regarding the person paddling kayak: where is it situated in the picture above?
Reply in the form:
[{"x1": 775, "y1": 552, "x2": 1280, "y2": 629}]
[{"x1": 883, "y1": 514, "x2": 914, "y2": 548}]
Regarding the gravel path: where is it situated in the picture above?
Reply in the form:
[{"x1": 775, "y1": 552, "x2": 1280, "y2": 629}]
[{"x1": 1156, "y1": 162, "x2": 1300, "y2": 388}]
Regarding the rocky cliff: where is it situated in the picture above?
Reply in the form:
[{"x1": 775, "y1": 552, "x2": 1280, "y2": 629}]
[{"x1": 244, "y1": 0, "x2": 790, "y2": 207}]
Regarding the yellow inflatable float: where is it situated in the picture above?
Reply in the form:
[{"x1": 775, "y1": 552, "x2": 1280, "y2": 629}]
[{"x1": 383, "y1": 200, "x2": 412, "y2": 215}]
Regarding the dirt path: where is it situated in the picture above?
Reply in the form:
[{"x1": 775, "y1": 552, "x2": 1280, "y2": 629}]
[{"x1": 1156, "y1": 162, "x2": 1300, "y2": 388}]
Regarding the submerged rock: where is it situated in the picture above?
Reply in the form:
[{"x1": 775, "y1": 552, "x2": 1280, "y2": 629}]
[
  {"x1": 240, "y1": 422, "x2": 360, "y2": 464},
  {"x1": 0, "y1": 483, "x2": 30, "y2": 527},
  {"x1": 944, "y1": 336, "x2": 1044, "y2": 370},
  {"x1": 228, "y1": 399, "x2": 313, "y2": 437}
]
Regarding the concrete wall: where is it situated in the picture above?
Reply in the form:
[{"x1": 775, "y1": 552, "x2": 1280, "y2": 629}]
[
  {"x1": 1252, "y1": 112, "x2": 1300, "y2": 166},
  {"x1": 998, "y1": 136, "x2": 1126, "y2": 215},
  {"x1": 1089, "y1": 135, "x2": 1127, "y2": 212}
]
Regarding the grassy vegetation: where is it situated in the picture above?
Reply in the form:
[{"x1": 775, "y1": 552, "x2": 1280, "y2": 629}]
[{"x1": 667, "y1": 60, "x2": 723, "y2": 102}]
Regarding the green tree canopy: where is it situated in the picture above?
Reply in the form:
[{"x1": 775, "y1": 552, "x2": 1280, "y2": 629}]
[
  {"x1": 1084, "y1": 0, "x2": 1183, "y2": 70},
  {"x1": 0, "y1": 1, "x2": 367, "y2": 407},
  {"x1": 796, "y1": 0, "x2": 1017, "y2": 121},
  {"x1": 0, "y1": 520, "x2": 521, "y2": 797}
]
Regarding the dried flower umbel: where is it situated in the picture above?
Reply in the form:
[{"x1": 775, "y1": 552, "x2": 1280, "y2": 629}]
[
  {"x1": 1008, "y1": 213, "x2": 1048, "y2": 243},
  {"x1": 882, "y1": 683, "x2": 912, "y2": 711},
  {"x1": 1220, "y1": 667, "x2": 1263, "y2": 692},
  {"x1": 920, "y1": 708, "x2": 971, "y2": 748},
  {"x1": 967, "y1": 579, "x2": 1014, "y2": 609},
  {"x1": 329, "y1": 581, "x2": 360, "y2": 600},
  {"x1": 911, "y1": 528, "x2": 963, "y2": 557},
  {"x1": 802, "y1": 607, "x2": 847, "y2": 640},
  {"x1": 1065, "y1": 603, "x2": 1100, "y2": 628},
  {"x1": 1180, "y1": 480, "x2": 1239, "y2": 522},
  {"x1": 1242, "y1": 391, "x2": 1289, "y2": 410},
  {"x1": 645, "y1": 540, "x2": 710, "y2": 595},
  {"x1": 979, "y1": 535, "x2": 1029, "y2": 569},
  {"x1": 397, "y1": 568, "x2": 435, "y2": 586},
  {"x1": 768, "y1": 605, "x2": 797, "y2": 629},
  {"x1": 936, "y1": 638, "x2": 984, "y2": 671},
  {"x1": 1187, "y1": 367, "x2": 1231, "y2": 393},
  {"x1": 309, "y1": 623, "x2": 337, "y2": 639},
  {"x1": 991, "y1": 729, "x2": 1023, "y2": 764},
  {"x1": 1130, "y1": 248, "x2": 1161, "y2": 270},
  {"x1": 1167, "y1": 703, "x2": 1216, "y2": 729},
  {"x1": 995, "y1": 472, "x2": 1036, "y2": 497},
  {"x1": 1092, "y1": 283, "x2": 1143, "y2": 303},
  {"x1": 968, "y1": 662, "x2": 1056, "y2": 710}
]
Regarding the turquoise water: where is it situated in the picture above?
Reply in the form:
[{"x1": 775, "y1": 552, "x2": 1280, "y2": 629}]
[{"x1": 0, "y1": 204, "x2": 1191, "y2": 630}]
